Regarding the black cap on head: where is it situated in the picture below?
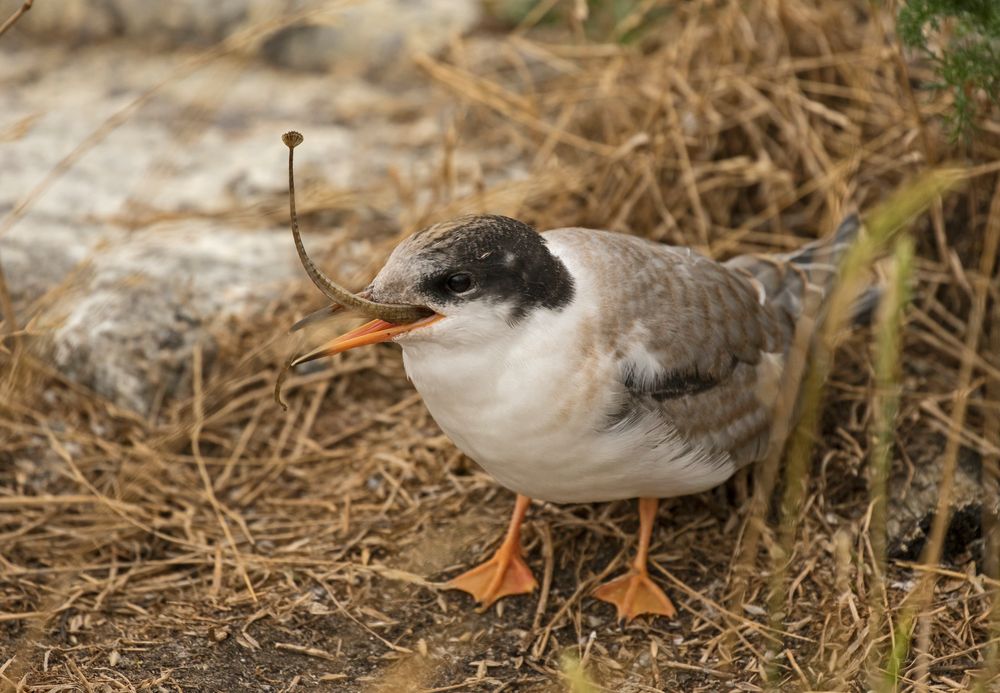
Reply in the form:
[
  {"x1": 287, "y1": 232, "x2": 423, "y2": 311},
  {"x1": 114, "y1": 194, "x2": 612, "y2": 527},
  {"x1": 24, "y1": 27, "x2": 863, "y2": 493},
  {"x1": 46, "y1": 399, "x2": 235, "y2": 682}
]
[{"x1": 371, "y1": 215, "x2": 576, "y2": 324}]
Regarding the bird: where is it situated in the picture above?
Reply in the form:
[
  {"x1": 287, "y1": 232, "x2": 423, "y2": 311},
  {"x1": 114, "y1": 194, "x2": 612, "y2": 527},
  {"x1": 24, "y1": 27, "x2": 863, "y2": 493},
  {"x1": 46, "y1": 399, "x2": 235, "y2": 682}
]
[{"x1": 278, "y1": 131, "x2": 868, "y2": 621}]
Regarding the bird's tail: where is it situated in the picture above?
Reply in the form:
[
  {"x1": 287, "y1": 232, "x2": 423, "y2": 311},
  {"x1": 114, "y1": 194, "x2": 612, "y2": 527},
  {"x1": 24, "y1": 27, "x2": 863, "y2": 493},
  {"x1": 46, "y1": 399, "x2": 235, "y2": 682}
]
[{"x1": 725, "y1": 214, "x2": 878, "y2": 326}]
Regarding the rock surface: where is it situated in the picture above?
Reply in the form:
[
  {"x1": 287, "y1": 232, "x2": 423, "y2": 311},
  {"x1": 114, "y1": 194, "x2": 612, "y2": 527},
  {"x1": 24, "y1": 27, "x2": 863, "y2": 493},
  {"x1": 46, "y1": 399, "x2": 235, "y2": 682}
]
[
  {"x1": 39, "y1": 223, "x2": 299, "y2": 413},
  {"x1": 1, "y1": 0, "x2": 480, "y2": 72},
  {"x1": 887, "y1": 438, "x2": 992, "y2": 564},
  {"x1": 0, "y1": 2, "x2": 481, "y2": 414}
]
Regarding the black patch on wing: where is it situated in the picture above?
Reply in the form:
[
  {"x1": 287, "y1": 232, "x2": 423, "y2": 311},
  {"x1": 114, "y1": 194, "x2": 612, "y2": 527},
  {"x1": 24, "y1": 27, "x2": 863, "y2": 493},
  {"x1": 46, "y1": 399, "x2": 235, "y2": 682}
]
[
  {"x1": 621, "y1": 356, "x2": 737, "y2": 401},
  {"x1": 415, "y1": 215, "x2": 575, "y2": 323},
  {"x1": 605, "y1": 357, "x2": 737, "y2": 430}
]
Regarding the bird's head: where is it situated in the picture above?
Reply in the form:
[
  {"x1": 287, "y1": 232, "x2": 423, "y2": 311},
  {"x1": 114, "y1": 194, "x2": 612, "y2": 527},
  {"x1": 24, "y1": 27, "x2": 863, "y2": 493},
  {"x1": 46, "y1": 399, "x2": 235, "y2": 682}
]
[{"x1": 288, "y1": 214, "x2": 575, "y2": 366}]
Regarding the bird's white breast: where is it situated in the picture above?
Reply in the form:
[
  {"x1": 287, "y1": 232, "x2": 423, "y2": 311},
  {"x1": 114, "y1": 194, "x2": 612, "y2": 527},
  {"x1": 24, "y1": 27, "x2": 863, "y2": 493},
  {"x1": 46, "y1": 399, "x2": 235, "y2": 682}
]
[{"x1": 399, "y1": 234, "x2": 736, "y2": 503}]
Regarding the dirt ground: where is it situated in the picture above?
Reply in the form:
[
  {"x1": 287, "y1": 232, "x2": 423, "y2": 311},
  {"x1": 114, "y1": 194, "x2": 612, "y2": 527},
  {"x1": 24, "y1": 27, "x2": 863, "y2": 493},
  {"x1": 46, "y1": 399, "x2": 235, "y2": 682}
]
[{"x1": 3, "y1": 0, "x2": 1000, "y2": 691}]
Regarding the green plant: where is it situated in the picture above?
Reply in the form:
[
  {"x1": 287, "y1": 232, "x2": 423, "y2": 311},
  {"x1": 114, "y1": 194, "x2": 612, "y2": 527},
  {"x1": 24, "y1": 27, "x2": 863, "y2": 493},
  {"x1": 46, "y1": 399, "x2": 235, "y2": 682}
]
[{"x1": 897, "y1": 0, "x2": 1000, "y2": 138}]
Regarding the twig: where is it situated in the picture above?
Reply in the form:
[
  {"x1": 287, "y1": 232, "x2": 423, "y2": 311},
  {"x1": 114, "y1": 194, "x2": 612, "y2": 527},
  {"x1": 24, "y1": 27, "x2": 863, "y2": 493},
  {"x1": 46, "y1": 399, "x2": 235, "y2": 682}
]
[
  {"x1": 529, "y1": 522, "x2": 555, "y2": 634},
  {"x1": 0, "y1": 254, "x2": 16, "y2": 337},
  {"x1": 0, "y1": 0, "x2": 32, "y2": 39},
  {"x1": 867, "y1": 236, "x2": 914, "y2": 691},
  {"x1": 972, "y1": 180, "x2": 1000, "y2": 693},
  {"x1": 190, "y1": 344, "x2": 258, "y2": 603},
  {"x1": 414, "y1": 53, "x2": 618, "y2": 158},
  {"x1": 866, "y1": 0, "x2": 951, "y2": 274},
  {"x1": 659, "y1": 660, "x2": 731, "y2": 680},
  {"x1": 274, "y1": 642, "x2": 338, "y2": 662},
  {"x1": 889, "y1": 176, "x2": 1000, "y2": 689}
]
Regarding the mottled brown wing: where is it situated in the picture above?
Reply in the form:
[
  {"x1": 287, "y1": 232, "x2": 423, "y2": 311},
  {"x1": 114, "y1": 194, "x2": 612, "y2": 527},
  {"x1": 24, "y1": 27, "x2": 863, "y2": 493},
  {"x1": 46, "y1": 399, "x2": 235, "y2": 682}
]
[
  {"x1": 547, "y1": 224, "x2": 858, "y2": 466},
  {"x1": 542, "y1": 228, "x2": 789, "y2": 465},
  {"x1": 611, "y1": 239, "x2": 790, "y2": 466},
  {"x1": 646, "y1": 357, "x2": 783, "y2": 466},
  {"x1": 724, "y1": 214, "x2": 862, "y2": 324},
  {"x1": 612, "y1": 215, "x2": 862, "y2": 466}
]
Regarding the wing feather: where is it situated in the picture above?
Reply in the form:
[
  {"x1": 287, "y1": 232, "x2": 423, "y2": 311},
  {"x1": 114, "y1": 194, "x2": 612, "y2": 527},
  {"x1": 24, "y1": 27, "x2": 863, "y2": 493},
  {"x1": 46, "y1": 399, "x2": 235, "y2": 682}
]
[{"x1": 545, "y1": 228, "x2": 790, "y2": 467}]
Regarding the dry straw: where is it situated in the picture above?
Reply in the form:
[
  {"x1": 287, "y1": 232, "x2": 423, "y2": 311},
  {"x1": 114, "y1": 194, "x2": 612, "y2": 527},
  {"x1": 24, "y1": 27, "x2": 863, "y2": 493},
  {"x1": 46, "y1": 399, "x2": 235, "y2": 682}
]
[
  {"x1": 868, "y1": 233, "x2": 914, "y2": 688},
  {"x1": 2, "y1": 0, "x2": 999, "y2": 690}
]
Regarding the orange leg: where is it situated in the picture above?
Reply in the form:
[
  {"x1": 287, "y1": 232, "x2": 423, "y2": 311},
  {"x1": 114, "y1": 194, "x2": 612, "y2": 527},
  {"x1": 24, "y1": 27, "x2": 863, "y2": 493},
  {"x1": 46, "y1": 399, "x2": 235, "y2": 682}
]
[
  {"x1": 446, "y1": 494, "x2": 538, "y2": 609},
  {"x1": 593, "y1": 497, "x2": 677, "y2": 622}
]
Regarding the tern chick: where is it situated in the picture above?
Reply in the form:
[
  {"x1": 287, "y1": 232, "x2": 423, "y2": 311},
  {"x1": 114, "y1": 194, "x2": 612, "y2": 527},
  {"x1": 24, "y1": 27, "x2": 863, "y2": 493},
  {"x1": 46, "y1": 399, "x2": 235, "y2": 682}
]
[{"x1": 286, "y1": 206, "x2": 865, "y2": 621}]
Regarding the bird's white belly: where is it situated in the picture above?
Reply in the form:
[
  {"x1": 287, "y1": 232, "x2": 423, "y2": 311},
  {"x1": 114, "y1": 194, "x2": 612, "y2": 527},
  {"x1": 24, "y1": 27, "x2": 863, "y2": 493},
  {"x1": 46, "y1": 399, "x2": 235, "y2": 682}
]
[{"x1": 400, "y1": 337, "x2": 735, "y2": 504}]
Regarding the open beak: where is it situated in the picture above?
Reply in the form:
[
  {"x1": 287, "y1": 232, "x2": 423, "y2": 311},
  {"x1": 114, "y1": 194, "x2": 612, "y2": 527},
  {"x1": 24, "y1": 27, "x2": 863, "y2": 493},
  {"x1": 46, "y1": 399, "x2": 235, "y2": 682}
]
[{"x1": 290, "y1": 313, "x2": 443, "y2": 367}]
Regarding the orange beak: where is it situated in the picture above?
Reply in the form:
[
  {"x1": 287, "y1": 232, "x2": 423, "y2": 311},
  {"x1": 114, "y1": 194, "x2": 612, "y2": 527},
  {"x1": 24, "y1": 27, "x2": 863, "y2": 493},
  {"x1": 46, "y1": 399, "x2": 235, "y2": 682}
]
[{"x1": 290, "y1": 314, "x2": 443, "y2": 367}]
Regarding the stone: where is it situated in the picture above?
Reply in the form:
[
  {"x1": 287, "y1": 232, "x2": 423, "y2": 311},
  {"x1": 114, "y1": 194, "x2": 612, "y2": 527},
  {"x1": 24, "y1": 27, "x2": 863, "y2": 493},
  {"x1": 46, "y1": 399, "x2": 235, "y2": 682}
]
[
  {"x1": 0, "y1": 0, "x2": 515, "y2": 415},
  {"x1": 38, "y1": 222, "x2": 300, "y2": 413},
  {"x1": 0, "y1": 5, "x2": 480, "y2": 413},
  {"x1": 1, "y1": 0, "x2": 480, "y2": 73},
  {"x1": 887, "y1": 435, "x2": 990, "y2": 566},
  {"x1": 0, "y1": 216, "x2": 119, "y2": 309}
]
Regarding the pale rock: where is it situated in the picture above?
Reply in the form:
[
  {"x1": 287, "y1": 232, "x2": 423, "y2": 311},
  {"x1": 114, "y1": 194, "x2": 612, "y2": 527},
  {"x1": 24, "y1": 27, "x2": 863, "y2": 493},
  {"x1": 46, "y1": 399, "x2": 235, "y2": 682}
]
[
  {"x1": 1, "y1": 0, "x2": 480, "y2": 73},
  {"x1": 0, "y1": 0, "x2": 493, "y2": 414},
  {"x1": 38, "y1": 222, "x2": 302, "y2": 413}
]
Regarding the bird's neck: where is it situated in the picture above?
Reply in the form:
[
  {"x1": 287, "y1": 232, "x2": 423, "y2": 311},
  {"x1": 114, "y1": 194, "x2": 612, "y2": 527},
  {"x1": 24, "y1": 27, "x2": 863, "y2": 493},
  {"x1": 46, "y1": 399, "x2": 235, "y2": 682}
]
[{"x1": 400, "y1": 333, "x2": 513, "y2": 405}]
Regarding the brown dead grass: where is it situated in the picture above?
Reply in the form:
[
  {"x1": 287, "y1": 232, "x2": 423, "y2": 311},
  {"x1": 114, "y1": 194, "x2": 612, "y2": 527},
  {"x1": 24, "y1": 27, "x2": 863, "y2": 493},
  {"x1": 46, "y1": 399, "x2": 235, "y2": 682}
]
[{"x1": 2, "y1": 0, "x2": 1000, "y2": 691}]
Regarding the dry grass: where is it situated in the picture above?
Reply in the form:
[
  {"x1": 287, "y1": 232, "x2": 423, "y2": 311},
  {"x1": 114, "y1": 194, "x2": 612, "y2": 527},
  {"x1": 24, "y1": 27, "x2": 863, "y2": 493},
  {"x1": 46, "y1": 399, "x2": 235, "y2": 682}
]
[{"x1": 2, "y1": 0, "x2": 1000, "y2": 690}]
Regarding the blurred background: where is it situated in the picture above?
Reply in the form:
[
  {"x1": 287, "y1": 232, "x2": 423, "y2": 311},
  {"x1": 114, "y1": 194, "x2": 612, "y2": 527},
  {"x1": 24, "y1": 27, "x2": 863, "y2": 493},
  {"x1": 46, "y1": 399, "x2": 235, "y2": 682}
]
[{"x1": 1, "y1": 0, "x2": 998, "y2": 690}]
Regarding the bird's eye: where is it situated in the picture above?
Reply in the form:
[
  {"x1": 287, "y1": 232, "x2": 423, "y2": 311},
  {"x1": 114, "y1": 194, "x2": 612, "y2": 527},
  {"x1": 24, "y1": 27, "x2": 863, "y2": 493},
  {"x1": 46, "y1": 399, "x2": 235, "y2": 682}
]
[{"x1": 445, "y1": 272, "x2": 473, "y2": 294}]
